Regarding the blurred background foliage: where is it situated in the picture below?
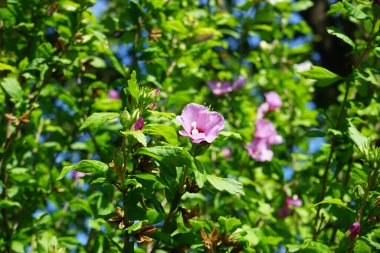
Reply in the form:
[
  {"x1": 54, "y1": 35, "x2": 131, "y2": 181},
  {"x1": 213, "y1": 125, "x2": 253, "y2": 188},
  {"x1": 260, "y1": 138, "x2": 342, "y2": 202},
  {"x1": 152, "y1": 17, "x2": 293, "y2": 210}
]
[{"x1": 0, "y1": 0, "x2": 379, "y2": 252}]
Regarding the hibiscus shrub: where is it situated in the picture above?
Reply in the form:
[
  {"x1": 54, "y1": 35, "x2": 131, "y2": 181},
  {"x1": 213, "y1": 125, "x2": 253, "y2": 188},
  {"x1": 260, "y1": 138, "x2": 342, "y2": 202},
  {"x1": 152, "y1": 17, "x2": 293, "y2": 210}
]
[{"x1": 1, "y1": 0, "x2": 380, "y2": 252}]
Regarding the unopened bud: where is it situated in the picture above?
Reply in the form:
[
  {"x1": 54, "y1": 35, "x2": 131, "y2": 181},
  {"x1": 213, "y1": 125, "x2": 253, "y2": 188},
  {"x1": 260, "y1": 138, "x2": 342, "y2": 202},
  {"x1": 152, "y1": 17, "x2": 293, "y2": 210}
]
[
  {"x1": 348, "y1": 221, "x2": 360, "y2": 240},
  {"x1": 131, "y1": 110, "x2": 140, "y2": 124},
  {"x1": 120, "y1": 110, "x2": 131, "y2": 128},
  {"x1": 133, "y1": 117, "x2": 144, "y2": 130}
]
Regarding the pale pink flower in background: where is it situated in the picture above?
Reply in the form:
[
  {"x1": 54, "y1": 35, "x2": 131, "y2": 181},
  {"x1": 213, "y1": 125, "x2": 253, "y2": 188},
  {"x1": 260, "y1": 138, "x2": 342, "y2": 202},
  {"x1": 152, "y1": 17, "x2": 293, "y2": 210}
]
[
  {"x1": 246, "y1": 119, "x2": 282, "y2": 162},
  {"x1": 254, "y1": 119, "x2": 283, "y2": 144},
  {"x1": 278, "y1": 195, "x2": 302, "y2": 218},
  {"x1": 232, "y1": 76, "x2": 246, "y2": 90},
  {"x1": 265, "y1": 91, "x2": 282, "y2": 111},
  {"x1": 286, "y1": 195, "x2": 302, "y2": 207},
  {"x1": 245, "y1": 138, "x2": 273, "y2": 162},
  {"x1": 133, "y1": 117, "x2": 144, "y2": 130},
  {"x1": 176, "y1": 103, "x2": 224, "y2": 144},
  {"x1": 207, "y1": 76, "x2": 246, "y2": 96},
  {"x1": 221, "y1": 147, "x2": 232, "y2": 160},
  {"x1": 108, "y1": 89, "x2": 120, "y2": 100},
  {"x1": 257, "y1": 91, "x2": 282, "y2": 118},
  {"x1": 257, "y1": 103, "x2": 269, "y2": 119},
  {"x1": 348, "y1": 221, "x2": 360, "y2": 240}
]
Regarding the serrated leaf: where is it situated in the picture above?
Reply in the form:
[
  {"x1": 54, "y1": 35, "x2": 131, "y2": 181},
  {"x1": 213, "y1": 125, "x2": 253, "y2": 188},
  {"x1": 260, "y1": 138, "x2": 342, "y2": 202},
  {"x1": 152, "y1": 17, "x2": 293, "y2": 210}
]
[
  {"x1": 206, "y1": 175, "x2": 244, "y2": 195},
  {"x1": 57, "y1": 160, "x2": 108, "y2": 180},
  {"x1": 218, "y1": 216, "x2": 241, "y2": 234},
  {"x1": 144, "y1": 124, "x2": 178, "y2": 145},
  {"x1": 328, "y1": 2, "x2": 347, "y2": 16},
  {"x1": 127, "y1": 70, "x2": 139, "y2": 101},
  {"x1": 298, "y1": 66, "x2": 342, "y2": 87},
  {"x1": 121, "y1": 130, "x2": 147, "y2": 147},
  {"x1": 137, "y1": 146, "x2": 194, "y2": 168},
  {"x1": 327, "y1": 27, "x2": 355, "y2": 48},
  {"x1": 343, "y1": 0, "x2": 368, "y2": 20},
  {"x1": 80, "y1": 112, "x2": 119, "y2": 131}
]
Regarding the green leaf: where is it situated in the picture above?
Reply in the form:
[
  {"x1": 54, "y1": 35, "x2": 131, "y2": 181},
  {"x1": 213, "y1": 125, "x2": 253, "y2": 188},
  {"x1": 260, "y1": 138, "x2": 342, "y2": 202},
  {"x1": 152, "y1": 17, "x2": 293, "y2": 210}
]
[
  {"x1": 206, "y1": 175, "x2": 244, "y2": 195},
  {"x1": 218, "y1": 216, "x2": 241, "y2": 234},
  {"x1": 327, "y1": 27, "x2": 355, "y2": 48},
  {"x1": 61, "y1": 0, "x2": 80, "y2": 11},
  {"x1": 216, "y1": 131, "x2": 242, "y2": 142},
  {"x1": 343, "y1": 0, "x2": 368, "y2": 20},
  {"x1": 298, "y1": 65, "x2": 342, "y2": 87},
  {"x1": 71, "y1": 198, "x2": 94, "y2": 217},
  {"x1": 0, "y1": 62, "x2": 16, "y2": 72},
  {"x1": 348, "y1": 121, "x2": 371, "y2": 153},
  {"x1": 292, "y1": 0, "x2": 313, "y2": 11},
  {"x1": 327, "y1": 128, "x2": 342, "y2": 136},
  {"x1": 287, "y1": 239, "x2": 332, "y2": 252},
  {"x1": 328, "y1": 2, "x2": 347, "y2": 16},
  {"x1": 91, "y1": 177, "x2": 107, "y2": 184},
  {"x1": 121, "y1": 130, "x2": 147, "y2": 147},
  {"x1": 125, "y1": 220, "x2": 147, "y2": 233},
  {"x1": 127, "y1": 70, "x2": 139, "y2": 102},
  {"x1": 137, "y1": 146, "x2": 194, "y2": 168},
  {"x1": 123, "y1": 178, "x2": 142, "y2": 188},
  {"x1": 0, "y1": 77, "x2": 22, "y2": 103},
  {"x1": 314, "y1": 198, "x2": 353, "y2": 212},
  {"x1": 0, "y1": 200, "x2": 21, "y2": 209},
  {"x1": 147, "y1": 110, "x2": 176, "y2": 119},
  {"x1": 57, "y1": 160, "x2": 108, "y2": 180},
  {"x1": 194, "y1": 159, "x2": 207, "y2": 188},
  {"x1": 144, "y1": 124, "x2": 178, "y2": 145},
  {"x1": 80, "y1": 112, "x2": 119, "y2": 131}
]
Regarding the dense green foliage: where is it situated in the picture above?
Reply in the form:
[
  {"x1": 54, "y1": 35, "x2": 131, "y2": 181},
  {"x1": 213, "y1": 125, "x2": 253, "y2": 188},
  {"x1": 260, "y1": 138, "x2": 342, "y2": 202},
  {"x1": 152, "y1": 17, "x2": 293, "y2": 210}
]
[{"x1": 0, "y1": 0, "x2": 380, "y2": 252}]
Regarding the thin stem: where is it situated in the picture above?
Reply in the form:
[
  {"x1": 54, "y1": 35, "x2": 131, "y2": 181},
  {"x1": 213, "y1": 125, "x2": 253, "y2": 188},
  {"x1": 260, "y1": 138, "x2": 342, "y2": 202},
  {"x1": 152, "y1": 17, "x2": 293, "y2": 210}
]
[
  {"x1": 357, "y1": 167, "x2": 376, "y2": 222},
  {"x1": 150, "y1": 166, "x2": 189, "y2": 252},
  {"x1": 313, "y1": 81, "x2": 350, "y2": 240},
  {"x1": 121, "y1": 136, "x2": 133, "y2": 253}
]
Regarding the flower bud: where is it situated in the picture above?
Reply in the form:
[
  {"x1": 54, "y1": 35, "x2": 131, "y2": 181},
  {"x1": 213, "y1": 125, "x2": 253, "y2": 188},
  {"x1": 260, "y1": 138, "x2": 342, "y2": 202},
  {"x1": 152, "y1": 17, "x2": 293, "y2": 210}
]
[
  {"x1": 133, "y1": 117, "x2": 144, "y2": 130},
  {"x1": 120, "y1": 110, "x2": 131, "y2": 128},
  {"x1": 348, "y1": 221, "x2": 360, "y2": 240},
  {"x1": 131, "y1": 109, "x2": 140, "y2": 123}
]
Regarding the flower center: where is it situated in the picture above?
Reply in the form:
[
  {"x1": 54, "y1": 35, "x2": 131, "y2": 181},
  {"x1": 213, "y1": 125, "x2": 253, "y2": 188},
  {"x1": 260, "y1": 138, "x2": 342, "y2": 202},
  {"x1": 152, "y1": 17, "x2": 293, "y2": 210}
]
[
  {"x1": 216, "y1": 81, "x2": 222, "y2": 88},
  {"x1": 191, "y1": 121, "x2": 200, "y2": 135}
]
